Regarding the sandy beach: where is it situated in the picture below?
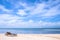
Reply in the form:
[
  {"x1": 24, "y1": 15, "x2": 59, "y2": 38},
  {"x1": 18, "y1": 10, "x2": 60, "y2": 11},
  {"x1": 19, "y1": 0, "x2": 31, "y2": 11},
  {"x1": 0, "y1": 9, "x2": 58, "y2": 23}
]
[{"x1": 0, "y1": 34, "x2": 60, "y2": 40}]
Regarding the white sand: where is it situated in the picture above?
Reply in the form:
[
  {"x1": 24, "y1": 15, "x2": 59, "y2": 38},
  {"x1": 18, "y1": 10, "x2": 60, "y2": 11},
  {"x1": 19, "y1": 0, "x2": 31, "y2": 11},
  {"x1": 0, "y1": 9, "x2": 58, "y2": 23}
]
[{"x1": 0, "y1": 34, "x2": 60, "y2": 40}]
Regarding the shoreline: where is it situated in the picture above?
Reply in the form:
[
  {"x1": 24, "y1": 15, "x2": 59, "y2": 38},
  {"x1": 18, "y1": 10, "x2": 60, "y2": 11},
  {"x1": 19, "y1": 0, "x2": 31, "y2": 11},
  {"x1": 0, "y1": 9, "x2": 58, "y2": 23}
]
[{"x1": 0, "y1": 34, "x2": 60, "y2": 40}]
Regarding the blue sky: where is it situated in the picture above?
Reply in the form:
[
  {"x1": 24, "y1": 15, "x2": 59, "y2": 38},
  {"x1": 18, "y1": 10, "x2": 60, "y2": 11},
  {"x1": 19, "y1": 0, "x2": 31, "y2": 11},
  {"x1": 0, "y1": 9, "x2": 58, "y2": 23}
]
[{"x1": 0, "y1": 0, "x2": 60, "y2": 28}]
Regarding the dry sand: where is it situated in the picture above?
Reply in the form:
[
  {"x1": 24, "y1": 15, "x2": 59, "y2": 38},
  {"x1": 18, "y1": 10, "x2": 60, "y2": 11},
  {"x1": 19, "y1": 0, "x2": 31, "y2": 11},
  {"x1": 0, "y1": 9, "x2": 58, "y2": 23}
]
[{"x1": 0, "y1": 34, "x2": 60, "y2": 40}]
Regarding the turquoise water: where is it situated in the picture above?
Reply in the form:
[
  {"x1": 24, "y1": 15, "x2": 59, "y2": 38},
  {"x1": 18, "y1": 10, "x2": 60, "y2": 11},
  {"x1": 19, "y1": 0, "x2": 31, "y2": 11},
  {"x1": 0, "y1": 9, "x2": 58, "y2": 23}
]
[{"x1": 0, "y1": 28, "x2": 60, "y2": 34}]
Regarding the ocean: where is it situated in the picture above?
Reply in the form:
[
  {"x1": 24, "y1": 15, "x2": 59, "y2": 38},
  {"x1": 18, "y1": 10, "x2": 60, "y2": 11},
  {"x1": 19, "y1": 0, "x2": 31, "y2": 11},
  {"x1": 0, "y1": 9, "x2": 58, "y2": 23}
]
[{"x1": 0, "y1": 28, "x2": 60, "y2": 34}]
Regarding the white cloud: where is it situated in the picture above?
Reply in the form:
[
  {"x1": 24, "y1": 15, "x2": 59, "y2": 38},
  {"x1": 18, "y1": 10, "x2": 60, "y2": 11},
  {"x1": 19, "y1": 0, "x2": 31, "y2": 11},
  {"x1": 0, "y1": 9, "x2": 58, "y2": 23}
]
[
  {"x1": 41, "y1": 4, "x2": 60, "y2": 17},
  {"x1": 0, "y1": 14, "x2": 60, "y2": 28},
  {"x1": 2, "y1": 0, "x2": 60, "y2": 18},
  {"x1": 0, "y1": 0, "x2": 60, "y2": 28},
  {"x1": 30, "y1": 3, "x2": 46, "y2": 15},
  {"x1": 17, "y1": 10, "x2": 27, "y2": 16},
  {"x1": 28, "y1": 20, "x2": 34, "y2": 23},
  {"x1": 6, "y1": 21, "x2": 60, "y2": 28},
  {"x1": 0, "y1": 5, "x2": 12, "y2": 13},
  {"x1": 5, "y1": 0, "x2": 60, "y2": 18},
  {"x1": 28, "y1": 1, "x2": 60, "y2": 18},
  {"x1": 38, "y1": 21, "x2": 60, "y2": 28},
  {"x1": 0, "y1": 14, "x2": 23, "y2": 25}
]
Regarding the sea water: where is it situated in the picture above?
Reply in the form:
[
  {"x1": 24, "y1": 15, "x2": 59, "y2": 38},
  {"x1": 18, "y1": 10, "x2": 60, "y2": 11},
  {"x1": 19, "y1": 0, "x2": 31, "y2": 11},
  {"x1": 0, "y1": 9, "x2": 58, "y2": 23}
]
[{"x1": 0, "y1": 28, "x2": 60, "y2": 34}]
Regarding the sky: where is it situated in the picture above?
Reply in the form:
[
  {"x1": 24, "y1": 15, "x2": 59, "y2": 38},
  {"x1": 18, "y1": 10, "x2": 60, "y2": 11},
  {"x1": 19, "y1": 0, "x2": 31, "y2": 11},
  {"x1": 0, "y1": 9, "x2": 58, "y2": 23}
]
[{"x1": 0, "y1": 0, "x2": 60, "y2": 28}]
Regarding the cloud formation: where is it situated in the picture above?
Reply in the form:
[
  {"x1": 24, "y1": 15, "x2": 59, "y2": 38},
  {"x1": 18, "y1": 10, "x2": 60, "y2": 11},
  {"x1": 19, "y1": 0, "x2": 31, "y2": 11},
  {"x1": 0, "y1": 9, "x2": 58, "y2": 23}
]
[{"x1": 0, "y1": 0, "x2": 60, "y2": 28}]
